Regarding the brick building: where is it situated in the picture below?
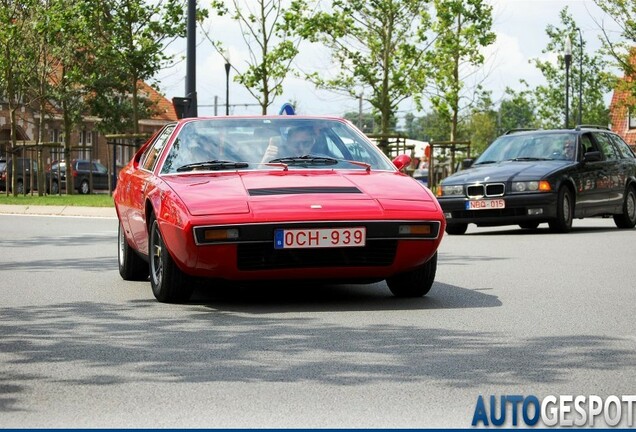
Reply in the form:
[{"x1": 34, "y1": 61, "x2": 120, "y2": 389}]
[
  {"x1": 609, "y1": 51, "x2": 636, "y2": 152},
  {"x1": 0, "y1": 81, "x2": 177, "y2": 177}
]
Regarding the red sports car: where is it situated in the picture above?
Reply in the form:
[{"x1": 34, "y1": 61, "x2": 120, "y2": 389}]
[{"x1": 114, "y1": 116, "x2": 446, "y2": 303}]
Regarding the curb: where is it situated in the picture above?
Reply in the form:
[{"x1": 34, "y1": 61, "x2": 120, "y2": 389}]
[{"x1": 0, "y1": 204, "x2": 117, "y2": 218}]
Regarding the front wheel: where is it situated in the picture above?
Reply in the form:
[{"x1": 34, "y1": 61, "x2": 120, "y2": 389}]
[
  {"x1": 548, "y1": 187, "x2": 573, "y2": 233},
  {"x1": 149, "y1": 214, "x2": 193, "y2": 303},
  {"x1": 614, "y1": 186, "x2": 636, "y2": 229},
  {"x1": 118, "y1": 221, "x2": 148, "y2": 281},
  {"x1": 386, "y1": 253, "x2": 438, "y2": 298},
  {"x1": 445, "y1": 223, "x2": 468, "y2": 235}
]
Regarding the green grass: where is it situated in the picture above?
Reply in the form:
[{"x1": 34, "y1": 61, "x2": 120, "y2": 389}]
[{"x1": 0, "y1": 193, "x2": 115, "y2": 207}]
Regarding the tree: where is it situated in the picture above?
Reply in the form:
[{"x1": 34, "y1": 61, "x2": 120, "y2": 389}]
[
  {"x1": 424, "y1": 0, "x2": 496, "y2": 143},
  {"x1": 0, "y1": 0, "x2": 38, "y2": 195},
  {"x1": 593, "y1": 0, "x2": 636, "y2": 115},
  {"x1": 205, "y1": 0, "x2": 306, "y2": 115},
  {"x1": 497, "y1": 84, "x2": 537, "y2": 134},
  {"x1": 467, "y1": 91, "x2": 497, "y2": 155},
  {"x1": 298, "y1": 0, "x2": 433, "y2": 135},
  {"x1": 88, "y1": 0, "x2": 188, "y2": 134},
  {"x1": 530, "y1": 7, "x2": 611, "y2": 129}
]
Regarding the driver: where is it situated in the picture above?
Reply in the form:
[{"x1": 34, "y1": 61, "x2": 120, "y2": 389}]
[{"x1": 261, "y1": 126, "x2": 316, "y2": 163}]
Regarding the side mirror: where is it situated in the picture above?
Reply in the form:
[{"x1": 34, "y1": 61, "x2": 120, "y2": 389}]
[
  {"x1": 583, "y1": 151, "x2": 602, "y2": 163},
  {"x1": 392, "y1": 154, "x2": 412, "y2": 171},
  {"x1": 462, "y1": 158, "x2": 474, "y2": 169}
]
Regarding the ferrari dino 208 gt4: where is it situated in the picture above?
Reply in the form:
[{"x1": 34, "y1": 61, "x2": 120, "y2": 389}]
[{"x1": 114, "y1": 115, "x2": 445, "y2": 303}]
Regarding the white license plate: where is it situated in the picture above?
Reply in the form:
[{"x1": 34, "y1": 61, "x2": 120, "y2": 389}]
[
  {"x1": 466, "y1": 199, "x2": 505, "y2": 210},
  {"x1": 274, "y1": 227, "x2": 366, "y2": 249}
]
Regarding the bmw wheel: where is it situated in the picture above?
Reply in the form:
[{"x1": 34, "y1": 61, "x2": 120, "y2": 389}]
[
  {"x1": 149, "y1": 214, "x2": 193, "y2": 303},
  {"x1": 445, "y1": 223, "x2": 468, "y2": 235},
  {"x1": 549, "y1": 187, "x2": 573, "y2": 233},
  {"x1": 386, "y1": 253, "x2": 437, "y2": 298},
  {"x1": 614, "y1": 186, "x2": 636, "y2": 229},
  {"x1": 118, "y1": 220, "x2": 148, "y2": 281}
]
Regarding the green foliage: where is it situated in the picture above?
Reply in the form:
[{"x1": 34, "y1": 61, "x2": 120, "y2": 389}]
[
  {"x1": 530, "y1": 7, "x2": 612, "y2": 128},
  {"x1": 205, "y1": 0, "x2": 306, "y2": 114},
  {"x1": 298, "y1": 0, "x2": 432, "y2": 134},
  {"x1": 594, "y1": 0, "x2": 636, "y2": 102},
  {"x1": 498, "y1": 84, "x2": 538, "y2": 133},
  {"x1": 425, "y1": 0, "x2": 496, "y2": 141}
]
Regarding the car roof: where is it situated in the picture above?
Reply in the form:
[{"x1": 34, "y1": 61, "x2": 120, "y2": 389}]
[{"x1": 503, "y1": 125, "x2": 612, "y2": 137}]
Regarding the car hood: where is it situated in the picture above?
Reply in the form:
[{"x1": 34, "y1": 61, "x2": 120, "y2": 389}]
[
  {"x1": 442, "y1": 160, "x2": 572, "y2": 184},
  {"x1": 163, "y1": 170, "x2": 439, "y2": 217}
]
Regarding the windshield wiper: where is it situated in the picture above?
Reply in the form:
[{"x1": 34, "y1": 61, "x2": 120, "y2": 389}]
[
  {"x1": 176, "y1": 160, "x2": 249, "y2": 172},
  {"x1": 268, "y1": 155, "x2": 339, "y2": 165},
  {"x1": 510, "y1": 157, "x2": 551, "y2": 161},
  {"x1": 474, "y1": 160, "x2": 498, "y2": 165}
]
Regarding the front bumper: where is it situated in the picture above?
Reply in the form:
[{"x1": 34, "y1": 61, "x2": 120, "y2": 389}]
[{"x1": 438, "y1": 192, "x2": 558, "y2": 226}]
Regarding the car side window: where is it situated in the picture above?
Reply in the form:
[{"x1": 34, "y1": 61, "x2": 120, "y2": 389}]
[
  {"x1": 608, "y1": 134, "x2": 636, "y2": 159},
  {"x1": 141, "y1": 125, "x2": 175, "y2": 171},
  {"x1": 593, "y1": 133, "x2": 620, "y2": 161},
  {"x1": 580, "y1": 134, "x2": 595, "y2": 154}
]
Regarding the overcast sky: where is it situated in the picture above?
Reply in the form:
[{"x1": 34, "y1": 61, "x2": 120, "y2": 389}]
[{"x1": 154, "y1": 0, "x2": 624, "y2": 118}]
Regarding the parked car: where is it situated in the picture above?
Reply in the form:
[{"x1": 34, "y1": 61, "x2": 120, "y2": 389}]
[
  {"x1": 412, "y1": 160, "x2": 429, "y2": 186},
  {"x1": 0, "y1": 157, "x2": 38, "y2": 193},
  {"x1": 114, "y1": 115, "x2": 446, "y2": 303},
  {"x1": 46, "y1": 159, "x2": 109, "y2": 194},
  {"x1": 436, "y1": 126, "x2": 636, "y2": 234}
]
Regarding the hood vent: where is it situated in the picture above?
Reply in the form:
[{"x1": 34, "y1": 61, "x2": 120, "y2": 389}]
[{"x1": 248, "y1": 186, "x2": 362, "y2": 196}]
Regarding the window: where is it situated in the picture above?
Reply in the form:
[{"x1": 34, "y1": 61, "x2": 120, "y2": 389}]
[
  {"x1": 79, "y1": 130, "x2": 95, "y2": 159},
  {"x1": 608, "y1": 133, "x2": 636, "y2": 159},
  {"x1": 49, "y1": 129, "x2": 63, "y2": 162},
  {"x1": 594, "y1": 133, "x2": 620, "y2": 160},
  {"x1": 629, "y1": 108, "x2": 636, "y2": 129},
  {"x1": 141, "y1": 125, "x2": 175, "y2": 171}
]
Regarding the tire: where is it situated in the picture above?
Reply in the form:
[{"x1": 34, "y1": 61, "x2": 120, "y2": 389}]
[
  {"x1": 118, "y1": 220, "x2": 148, "y2": 281},
  {"x1": 613, "y1": 186, "x2": 636, "y2": 229},
  {"x1": 79, "y1": 179, "x2": 90, "y2": 194},
  {"x1": 519, "y1": 222, "x2": 540, "y2": 230},
  {"x1": 149, "y1": 214, "x2": 193, "y2": 303},
  {"x1": 386, "y1": 252, "x2": 438, "y2": 298},
  {"x1": 445, "y1": 223, "x2": 468, "y2": 235},
  {"x1": 549, "y1": 187, "x2": 573, "y2": 233},
  {"x1": 51, "y1": 180, "x2": 59, "y2": 194},
  {"x1": 17, "y1": 179, "x2": 24, "y2": 194}
]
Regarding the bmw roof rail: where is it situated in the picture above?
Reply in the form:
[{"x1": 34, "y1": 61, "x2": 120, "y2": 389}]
[
  {"x1": 575, "y1": 124, "x2": 610, "y2": 131},
  {"x1": 504, "y1": 128, "x2": 539, "y2": 135}
]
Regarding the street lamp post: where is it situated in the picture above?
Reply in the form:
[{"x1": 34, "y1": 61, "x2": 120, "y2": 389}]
[
  {"x1": 224, "y1": 52, "x2": 231, "y2": 116},
  {"x1": 564, "y1": 37, "x2": 572, "y2": 129},
  {"x1": 576, "y1": 28, "x2": 583, "y2": 126}
]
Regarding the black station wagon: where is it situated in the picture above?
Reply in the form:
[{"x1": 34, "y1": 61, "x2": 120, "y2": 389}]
[{"x1": 436, "y1": 126, "x2": 636, "y2": 234}]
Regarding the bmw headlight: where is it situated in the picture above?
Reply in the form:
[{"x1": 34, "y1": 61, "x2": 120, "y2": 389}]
[
  {"x1": 440, "y1": 185, "x2": 464, "y2": 196},
  {"x1": 511, "y1": 181, "x2": 551, "y2": 193}
]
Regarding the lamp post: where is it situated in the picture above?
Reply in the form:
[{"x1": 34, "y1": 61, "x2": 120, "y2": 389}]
[
  {"x1": 564, "y1": 37, "x2": 572, "y2": 129},
  {"x1": 576, "y1": 28, "x2": 583, "y2": 126},
  {"x1": 224, "y1": 51, "x2": 231, "y2": 116}
]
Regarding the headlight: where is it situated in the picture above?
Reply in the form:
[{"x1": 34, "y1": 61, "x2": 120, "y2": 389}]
[
  {"x1": 439, "y1": 185, "x2": 464, "y2": 196},
  {"x1": 511, "y1": 181, "x2": 551, "y2": 192}
]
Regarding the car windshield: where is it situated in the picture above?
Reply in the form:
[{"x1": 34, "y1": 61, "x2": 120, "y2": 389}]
[
  {"x1": 0, "y1": 161, "x2": 6, "y2": 172},
  {"x1": 159, "y1": 118, "x2": 395, "y2": 174},
  {"x1": 475, "y1": 132, "x2": 578, "y2": 164}
]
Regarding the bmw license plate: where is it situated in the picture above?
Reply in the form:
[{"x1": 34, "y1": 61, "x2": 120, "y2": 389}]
[
  {"x1": 466, "y1": 199, "x2": 505, "y2": 210},
  {"x1": 274, "y1": 227, "x2": 366, "y2": 249}
]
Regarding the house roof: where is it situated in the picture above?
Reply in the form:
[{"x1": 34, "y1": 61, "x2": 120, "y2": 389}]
[{"x1": 139, "y1": 81, "x2": 177, "y2": 122}]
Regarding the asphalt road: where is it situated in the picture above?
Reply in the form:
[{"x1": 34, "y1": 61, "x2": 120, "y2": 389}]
[{"x1": 0, "y1": 213, "x2": 635, "y2": 428}]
